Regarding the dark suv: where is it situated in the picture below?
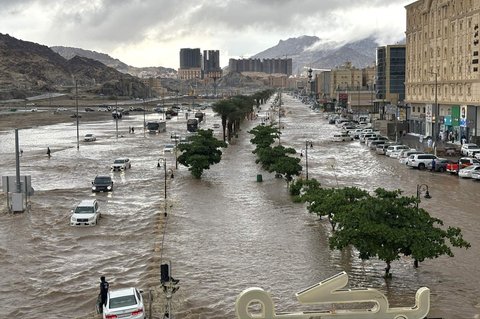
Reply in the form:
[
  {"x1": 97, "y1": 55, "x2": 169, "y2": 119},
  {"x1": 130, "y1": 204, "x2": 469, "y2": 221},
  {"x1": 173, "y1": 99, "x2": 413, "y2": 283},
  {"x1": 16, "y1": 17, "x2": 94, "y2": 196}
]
[{"x1": 91, "y1": 175, "x2": 113, "y2": 192}]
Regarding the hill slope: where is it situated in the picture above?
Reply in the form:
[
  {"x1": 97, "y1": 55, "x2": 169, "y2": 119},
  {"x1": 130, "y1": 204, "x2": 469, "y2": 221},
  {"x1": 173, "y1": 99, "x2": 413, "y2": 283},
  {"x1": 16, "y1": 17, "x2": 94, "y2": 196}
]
[
  {"x1": 252, "y1": 36, "x2": 378, "y2": 74},
  {"x1": 51, "y1": 46, "x2": 176, "y2": 78},
  {"x1": 0, "y1": 33, "x2": 151, "y2": 99}
]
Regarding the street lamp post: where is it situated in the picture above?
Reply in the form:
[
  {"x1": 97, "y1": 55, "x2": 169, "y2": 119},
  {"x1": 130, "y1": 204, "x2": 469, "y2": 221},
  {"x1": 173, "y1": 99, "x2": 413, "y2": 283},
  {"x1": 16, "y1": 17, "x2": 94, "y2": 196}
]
[
  {"x1": 305, "y1": 140, "x2": 313, "y2": 180},
  {"x1": 143, "y1": 99, "x2": 146, "y2": 138},
  {"x1": 75, "y1": 80, "x2": 79, "y2": 150},
  {"x1": 428, "y1": 72, "x2": 438, "y2": 142},
  {"x1": 416, "y1": 184, "x2": 431, "y2": 210},
  {"x1": 158, "y1": 158, "x2": 174, "y2": 217}
]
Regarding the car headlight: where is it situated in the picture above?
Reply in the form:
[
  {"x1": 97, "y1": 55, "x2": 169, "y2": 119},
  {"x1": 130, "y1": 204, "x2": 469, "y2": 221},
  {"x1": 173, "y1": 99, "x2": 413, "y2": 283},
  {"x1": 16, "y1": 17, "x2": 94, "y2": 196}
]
[
  {"x1": 107, "y1": 185, "x2": 112, "y2": 190},
  {"x1": 92, "y1": 186, "x2": 96, "y2": 190}
]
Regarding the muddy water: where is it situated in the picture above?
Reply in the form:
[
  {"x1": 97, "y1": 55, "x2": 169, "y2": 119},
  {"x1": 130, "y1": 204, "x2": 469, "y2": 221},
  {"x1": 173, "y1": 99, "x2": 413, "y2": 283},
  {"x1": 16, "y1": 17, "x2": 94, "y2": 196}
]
[{"x1": 0, "y1": 98, "x2": 479, "y2": 319}]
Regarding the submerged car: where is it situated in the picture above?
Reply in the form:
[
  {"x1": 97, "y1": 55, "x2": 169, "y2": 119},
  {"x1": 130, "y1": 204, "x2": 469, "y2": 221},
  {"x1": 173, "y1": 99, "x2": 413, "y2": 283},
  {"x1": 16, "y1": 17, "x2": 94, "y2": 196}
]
[
  {"x1": 92, "y1": 175, "x2": 113, "y2": 192},
  {"x1": 111, "y1": 158, "x2": 131, "y2": 171},
  {"x1": 70, "y1": 199, "x2": 100, "y2": 226},
  {"x1": 163, "y1": 144, "x2": 175, "y2": 153},
  {"x1": 84, "y1": 133, "x2": 97, "y2": 142},
  {"x1": 103, "y1": 287, "x2": 145, "y2": 319}
]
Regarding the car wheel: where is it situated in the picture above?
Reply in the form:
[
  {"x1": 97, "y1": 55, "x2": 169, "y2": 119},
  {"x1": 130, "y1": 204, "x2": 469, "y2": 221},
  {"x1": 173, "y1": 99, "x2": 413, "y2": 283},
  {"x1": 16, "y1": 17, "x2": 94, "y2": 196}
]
[
  {"x1": 439, "y1": 167, "x2": 445, "y2": 172},
  {"x1": 418, "y1": 163, "x2": 426, "y2": 170}
]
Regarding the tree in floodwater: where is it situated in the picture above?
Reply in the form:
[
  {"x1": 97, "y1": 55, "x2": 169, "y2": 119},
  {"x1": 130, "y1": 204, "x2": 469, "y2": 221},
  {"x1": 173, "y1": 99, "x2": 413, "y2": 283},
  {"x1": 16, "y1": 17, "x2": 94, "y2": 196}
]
[
  {"x1": 290, "y1": 181, "x2": 471, "y2": 277},
  {"x1": 177, "y1": 129, "x2": 227, "y2": 179},
  {"x1": 255, "y1": 144, "x2": 301, "y2": 182},
  {"x1": 249, "y1": 124, "x2": 280, "y2": 151},
  {"x1": 328, "y1": 188, "x2": 471, "y2": 278}
]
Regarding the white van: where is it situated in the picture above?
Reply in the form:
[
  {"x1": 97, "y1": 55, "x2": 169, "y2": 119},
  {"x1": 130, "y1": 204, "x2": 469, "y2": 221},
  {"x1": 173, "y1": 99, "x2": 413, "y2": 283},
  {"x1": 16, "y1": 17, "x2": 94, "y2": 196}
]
[{"x1": 70, "y1": 199, "x2": 100, "y2": 226}]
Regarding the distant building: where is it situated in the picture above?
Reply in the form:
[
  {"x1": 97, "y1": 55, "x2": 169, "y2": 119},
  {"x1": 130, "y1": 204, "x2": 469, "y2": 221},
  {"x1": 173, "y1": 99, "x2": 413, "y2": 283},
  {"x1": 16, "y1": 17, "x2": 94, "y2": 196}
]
[
  {"x1": 203, "y1": 50, "x2": 223, "y2": 80},
  {"x1": 320, "y1": 62, "x2": 376, "y2": 113},
  {"x1": 375, "y1": 45, "x2": 406, "y2": 108},
  {"x1": 229, "y1": 58, "x2": 292, "y2": 76},
  {"x1": 178, "y1": 48, "x2": 202, "y2": 80}
]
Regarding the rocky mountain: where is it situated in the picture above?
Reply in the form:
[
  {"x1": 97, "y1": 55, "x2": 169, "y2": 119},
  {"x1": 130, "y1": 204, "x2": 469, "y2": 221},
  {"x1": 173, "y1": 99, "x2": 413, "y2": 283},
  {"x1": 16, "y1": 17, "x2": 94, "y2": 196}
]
[
  {"x1": 0, "y1": 33, "x2": 151, "y2": 100},
  {"x1": 252, "y1": 35, "x2": 379, "y2": 75},
  {"x1": 51, "y1": 46, "x2": 176, "y2": 78}
]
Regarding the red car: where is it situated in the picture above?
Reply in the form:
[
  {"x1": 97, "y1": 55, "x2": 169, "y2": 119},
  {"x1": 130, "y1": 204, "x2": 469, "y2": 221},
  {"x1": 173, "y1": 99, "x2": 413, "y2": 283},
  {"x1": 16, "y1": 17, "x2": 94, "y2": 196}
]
[{"x1": 446, "y1": 157, "x2": 480, "y2": 174}]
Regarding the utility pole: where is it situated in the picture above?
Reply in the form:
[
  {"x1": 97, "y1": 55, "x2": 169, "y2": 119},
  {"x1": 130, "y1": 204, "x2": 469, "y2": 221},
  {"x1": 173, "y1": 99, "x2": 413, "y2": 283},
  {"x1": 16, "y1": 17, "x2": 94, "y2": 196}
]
[{"x1": 76, "y1": 81, "x2": 79, "y2": 150}]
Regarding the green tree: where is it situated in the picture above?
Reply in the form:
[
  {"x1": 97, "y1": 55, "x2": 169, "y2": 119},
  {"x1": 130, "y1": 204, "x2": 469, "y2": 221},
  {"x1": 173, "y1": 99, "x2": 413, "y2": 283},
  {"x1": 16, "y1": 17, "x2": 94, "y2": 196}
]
[
  {"x1": 177, "y1": 129, "x2": 227, "y2": 179},
  {"x1": 212, "y1": 99, "x2": 236, "y2": 142},
  {"x1": 248, "y1": 124, "x2": 280, "y2": 151},
  {"x1": 329, "y1": 188, "x2": 471, "y2": 277}
]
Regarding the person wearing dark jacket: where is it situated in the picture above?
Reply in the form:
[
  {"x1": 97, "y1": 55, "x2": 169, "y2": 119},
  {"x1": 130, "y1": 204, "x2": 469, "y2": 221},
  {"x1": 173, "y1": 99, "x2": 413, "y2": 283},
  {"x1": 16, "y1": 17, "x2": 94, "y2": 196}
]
[{"x1": 99, "y1": 276, "x2": 109, "y2": 311}]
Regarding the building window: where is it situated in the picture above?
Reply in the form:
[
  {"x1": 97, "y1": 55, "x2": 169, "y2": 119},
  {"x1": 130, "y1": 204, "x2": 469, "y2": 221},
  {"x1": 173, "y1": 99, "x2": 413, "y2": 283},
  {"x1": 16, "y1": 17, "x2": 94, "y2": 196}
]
[
  {"x1": 474, "y1": 67, "x2": 478, "y2": 72},
  {"x1": 473, "y1": 59, "x2": 479, "y2": 64}
]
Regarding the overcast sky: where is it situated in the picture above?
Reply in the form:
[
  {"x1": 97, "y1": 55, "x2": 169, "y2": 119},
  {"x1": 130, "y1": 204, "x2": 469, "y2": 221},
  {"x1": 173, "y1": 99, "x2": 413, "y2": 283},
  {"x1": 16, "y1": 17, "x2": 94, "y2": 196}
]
[{"x1": 0, "y1": 0, "x2": 413, "y2": 69}]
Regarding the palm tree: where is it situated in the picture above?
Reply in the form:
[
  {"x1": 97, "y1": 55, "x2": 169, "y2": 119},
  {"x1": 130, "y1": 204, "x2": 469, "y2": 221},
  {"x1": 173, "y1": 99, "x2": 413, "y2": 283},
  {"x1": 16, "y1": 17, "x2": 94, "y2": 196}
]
[{"x1": 212, "y1": 99, "x2": 236, "y2": 142}]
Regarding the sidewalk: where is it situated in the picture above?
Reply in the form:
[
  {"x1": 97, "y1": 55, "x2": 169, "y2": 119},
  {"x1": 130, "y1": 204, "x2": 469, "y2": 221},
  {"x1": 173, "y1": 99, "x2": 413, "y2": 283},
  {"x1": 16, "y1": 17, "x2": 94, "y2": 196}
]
[{"x1": 399, "y1": 133, "x2": 461, "y2": 156}]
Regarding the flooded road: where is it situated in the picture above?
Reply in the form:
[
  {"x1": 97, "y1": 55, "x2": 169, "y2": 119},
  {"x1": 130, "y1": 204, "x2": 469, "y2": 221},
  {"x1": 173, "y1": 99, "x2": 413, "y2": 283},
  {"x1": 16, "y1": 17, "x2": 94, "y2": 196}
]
[{"x1": 1, "y1": 96, "x2": 479, "y2": 319}]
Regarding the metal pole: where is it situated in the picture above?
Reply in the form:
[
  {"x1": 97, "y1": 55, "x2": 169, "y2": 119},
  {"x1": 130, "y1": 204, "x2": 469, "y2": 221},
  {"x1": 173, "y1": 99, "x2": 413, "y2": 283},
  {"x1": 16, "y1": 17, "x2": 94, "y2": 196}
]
[
  {"x1": 305, "y1": 140, "x2": 308, "y2": 180},
  {"x1": 76, "y1": 81, "x2": 79, "y2": 150},
  {"x1": 434, "y1": 73, "x2": 438, "y2": 142},
  {"x1": 115, "y1": 99, "x2": 118, "y2": 139},
  {"x1": 164, "y1": 159, "x2": 167, "y2": 217},
  {"x1": 175, "y1": 138, "x2": 178, "y2": 169},
  {"x1": 143, "y1": 100, "x2": 146, "y2": 138},
  {"x1": 15, "y1": 129, "x2": 21, "y2": 193}
]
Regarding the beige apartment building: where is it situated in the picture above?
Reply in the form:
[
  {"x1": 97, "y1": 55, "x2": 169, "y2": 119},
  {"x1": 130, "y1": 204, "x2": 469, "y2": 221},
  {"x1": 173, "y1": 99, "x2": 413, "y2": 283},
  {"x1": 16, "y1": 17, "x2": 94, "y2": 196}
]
[
  {"x1": 314, "y1": 62, "x2": 376, "y2": 113},
  {"x1": 405, "y1": 0, "x2": 480, "y2": 143}
]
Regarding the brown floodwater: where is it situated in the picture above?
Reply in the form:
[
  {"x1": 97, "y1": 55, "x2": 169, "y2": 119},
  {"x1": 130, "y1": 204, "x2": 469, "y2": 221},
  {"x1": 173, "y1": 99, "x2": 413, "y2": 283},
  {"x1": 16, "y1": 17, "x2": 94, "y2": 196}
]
[{"x1": 0, "y1": 96, "x2": 479, "y2": 319}]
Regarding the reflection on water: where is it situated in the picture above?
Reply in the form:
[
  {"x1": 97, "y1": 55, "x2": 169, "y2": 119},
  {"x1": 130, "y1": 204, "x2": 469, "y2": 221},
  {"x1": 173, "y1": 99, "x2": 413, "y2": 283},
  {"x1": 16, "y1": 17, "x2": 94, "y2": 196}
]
[{"x1": 0, "y1": 98, "x2": 479, "y2": 319}]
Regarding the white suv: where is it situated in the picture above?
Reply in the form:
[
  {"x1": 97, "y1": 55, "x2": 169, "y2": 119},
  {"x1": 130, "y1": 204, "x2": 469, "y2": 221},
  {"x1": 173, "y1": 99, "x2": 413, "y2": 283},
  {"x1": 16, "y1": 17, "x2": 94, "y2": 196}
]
[
  {"x1": 460, "y1": 143, "x2": 480, "y2": 156},
  {"x1": 70, "y1": 199, "x2": 100, "y2": 226},
  {"x1": 111, "y1": 158, "x2": 131, "y2": 171},
  {"x1": 406, "y1": 154, "x2": 438, "y2": 169}
]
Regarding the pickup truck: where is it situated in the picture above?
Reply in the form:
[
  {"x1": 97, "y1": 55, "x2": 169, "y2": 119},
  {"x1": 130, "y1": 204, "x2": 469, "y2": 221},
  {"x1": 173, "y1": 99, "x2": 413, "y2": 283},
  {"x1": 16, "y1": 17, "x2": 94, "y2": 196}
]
[{"x1": 446, "y1": 157, "x2": 480, "y2": 174}]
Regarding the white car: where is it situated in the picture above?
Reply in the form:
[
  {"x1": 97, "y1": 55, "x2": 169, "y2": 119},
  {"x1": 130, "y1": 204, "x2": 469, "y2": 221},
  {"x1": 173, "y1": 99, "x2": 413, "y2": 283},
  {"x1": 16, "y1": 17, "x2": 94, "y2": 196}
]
[
  {"x1": 458, "y1": 165, "x2": 480, "y2": 178},
  {"x1": 385, "y1": 145, "x2": 410, "y2": 158},
  {"x1": 111, "y1": 158, "x2": 131, "y2": 171},
  {"x1": 163, "y1": 144, "x2": 175, "y2": 153},
  {"x1": 460, "y1": 143, "x2": 480, "y2": 156},
  {"x1": 103, "y1": 287, "x2": 145, "y2": 319},
  {"x1": 84, "y1": 133, "x2": 96, "y2": 142},
  {"x1": 472, "y1": 170, "x2": 480, "y2": 180},
  {"x1": 406, "y1": 153, "x2": 438, "y2": 169},
  {"x1": 399, "y1": 150, "x2": 423, "y2": 164},
  {"x1": 70, "y1": 199, "x2": 100, "y2": 226}
]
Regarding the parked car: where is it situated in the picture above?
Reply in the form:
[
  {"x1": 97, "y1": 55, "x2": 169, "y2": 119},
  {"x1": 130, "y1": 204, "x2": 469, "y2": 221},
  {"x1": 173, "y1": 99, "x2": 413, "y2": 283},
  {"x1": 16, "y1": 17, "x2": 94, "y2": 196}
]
[
  {"x1": 445, "y1": 157, "x2": 480, "y2": 174},
  {"x1": 366, "y1": 136, "x2": 389, "y2": 148},
  {"x1": 84, "y1": 133, "x2": 97, "y2": 142},
  {"x1": 85, "y1": 107, "x2": 95, "y2": 112},
  {"x1": 426, "y1": 158, "x2": 452, "y2": 172},
  {"x1": 376, "y1": 143, "x2": 396, "y2": 155},
  {"x1": 471, "y1": 170, "x2": 480, "y2": 180},
  {"x1": 332, "y1": 132, "x2": 354, "y2": 142},
  {"x1": 92, "y1": 175, "x2": 113, "y2": 192},
  {"x1": 368, "y1": 140, "x2": 389, "y2": 150},
  {"x1": 386, "y1": 145, "x2": 410, "y2": 158},
  {"x1": 460, "y1": 143, "x2": 480, "y2": 156},
  {"x1": 399, "y1": 150, "x2": 423, "y2": 164},
  {"x1": 359, "y1": 133, "x2": 379, "y2": 144},
  {"x1": 111, "y1": 158, "x2": 131, "y2": 171},
  {"x1": 103, "y1": 287, "x2": 145, "y2": 319},
  {"x1": 70, "y1": 199, "x2": 100, "y2": 226},
  {"x1": 458, "y1": 165, "x2": 480, "y2": 178},
  {"x1": 406, "y1": 153, "x2": 438, "y2": 169}
]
